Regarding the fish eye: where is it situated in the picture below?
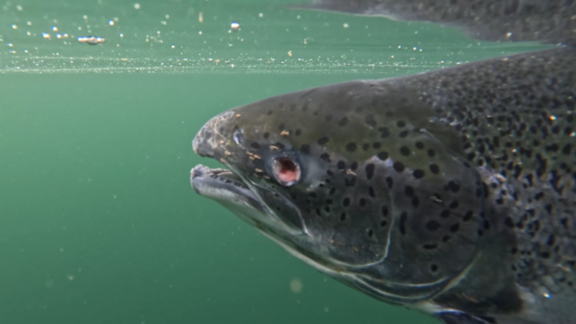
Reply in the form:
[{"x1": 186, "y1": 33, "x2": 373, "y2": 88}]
[
  {"x1": 272, "y1": 157, "x2": 301, "y2": 186},
  {"x1": 233, "y1": 128, "x2": 243, "y2": 145}
]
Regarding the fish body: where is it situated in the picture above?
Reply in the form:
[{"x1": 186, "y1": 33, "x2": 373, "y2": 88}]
[
  {"x1": 292, "y1": 0, "x2": 576, "y2": 45},
  {"x1": 190, "y1": 2, "x2": 576, "y2": 324}
]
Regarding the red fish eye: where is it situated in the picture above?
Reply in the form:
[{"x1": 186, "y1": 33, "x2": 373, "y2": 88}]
[{"x1": 272, "y1": 157, "x2": 301, "y2": 186}]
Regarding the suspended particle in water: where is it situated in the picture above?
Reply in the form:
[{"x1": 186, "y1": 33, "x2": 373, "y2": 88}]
[
  {"x1": 258, "y1": 13, "x2": 263, "y2": 18},
  {"x1": 16, "y1": 5, "x2": 23, "y2": 10},
  {"x1": 171, "y1": 44, "x2": 175, "y2": 49},
  {"x1": 230, "y1": 21, "x2": 240, "y2": 31},
  {"x1": 52, "y1": 26, "x2": 58, "y2": 32},
  {"x1": 109, "y1": 20, "x2": 114, "y2": 26},
  {"x1": 42, "y1": 33, "x2": 51, "y2": 39},
  {"x1": 199, "y1": 12, "x2": 203, "y2": 23},
  {"x1": 289, "y1": 278, "x2": 303, "y2": 294},
  {"x1": 45, "y1": 279, "x2": 55, "y2": 288},
  {"x1": 134, "y1": 3, "x2": 141, "y2": 10},
  {"x1": 11, "y1": 24, "x2": 17, "y2": 29},
  {"x1": 343, "y1": 23, "x2": 349, "y2": 28},
  {"x1": 78, "y1": 35, "x2": 105, "y2": 45}
]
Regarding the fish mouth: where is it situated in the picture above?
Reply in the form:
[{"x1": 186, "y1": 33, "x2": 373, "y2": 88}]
[{"x1": 190, "y1": 164, "x2": 267, "y2": 217}]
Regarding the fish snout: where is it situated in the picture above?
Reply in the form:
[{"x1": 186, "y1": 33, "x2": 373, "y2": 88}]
[
  {"x1": 192, "y1": 111, "x2": 236, "y2": 158},
  {"x1": 192, "y1": 125, "x2": 216, "y2": 158}
]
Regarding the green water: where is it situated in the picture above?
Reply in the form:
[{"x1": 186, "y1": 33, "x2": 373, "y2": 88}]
[{"x1": 0, "y1": 1, "x2": 548, "y2": 324}]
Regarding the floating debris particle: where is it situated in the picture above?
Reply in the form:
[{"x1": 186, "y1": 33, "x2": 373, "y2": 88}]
[
  {"x1": 290, "y1": 278, "x2": 303, "y2": 294},
  {"x1": 258, "y1": 13, "x2": 263, "y2": 18},
  {"x1": 78, "y1": 35, "x2": 105, "y2": 45},
  {"x1": 199, "y1": 12, "x2": 203, "y2": 23},
  {"x1": 230, "y1": 21, "x2": 240, "y2": 31},
  {"x1": 133, "y1": 3, "x2": 141, "y2": 10},
  {"x1": 343, "y1": 23, "x2": 349, "y2": 28}
]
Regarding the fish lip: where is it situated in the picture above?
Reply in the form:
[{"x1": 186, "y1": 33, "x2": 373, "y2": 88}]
[{"x1": 190, "y1": 164, "x2": 267, "y2": 213}]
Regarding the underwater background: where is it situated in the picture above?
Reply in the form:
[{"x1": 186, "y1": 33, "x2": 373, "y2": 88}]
[{"x1": 0, "y1": 0, "x2": 549, "y2": 323}]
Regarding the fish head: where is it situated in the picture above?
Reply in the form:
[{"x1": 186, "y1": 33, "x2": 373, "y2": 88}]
[{"x1": 192, "y1": 80, "x2": 490, "y2": 306}]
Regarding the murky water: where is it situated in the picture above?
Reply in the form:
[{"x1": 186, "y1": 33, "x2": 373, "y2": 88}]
[{"x1": 0, "y1": 1, "x2": 549, "y2": 323}]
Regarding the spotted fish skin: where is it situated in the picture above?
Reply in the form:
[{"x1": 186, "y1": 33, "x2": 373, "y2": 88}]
[
  {"x1": 292, "y1": 0, "x2": 576, "y2": 45},
  {"x1": 192, "y1": 47, "x2": 576, "y2": 324}
]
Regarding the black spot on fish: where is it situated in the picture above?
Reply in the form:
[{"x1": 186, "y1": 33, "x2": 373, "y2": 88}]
[
  {"x1": 365, "y1": 114, "x2": 377, "y2": 127},
  {"x1": 381, "y1": 205, "x2": 389, "y2": 216},
  {"x1": 386, "y1": 177, "x2": 393, "y2": 188},
  {"x1": 365, "y1": 164, "x2": 375, "y2": 179},
  {"x1": 338, "y1": 117, "x2": 349, "y2": 127},
  {"x1": 413, "y1": 169, "x2": 425, "y2": 179},
  {"x1": 380, "y1": 128, "x2": 390, "y2": 138},
  {"x1": 393, "y1": 161, "x2": 405, "y2": 172},
  {"x1": 346, "y1": 143, "x2": 357, "y2": 152},
  {"x1": 450, "y1": 223, "x2": 460, "y2": 233},
  {"x1": 377, "y1": 152, "x2": 389, "y2": 160},
  {"x1": 318, "y1": 137, "x2": 329, "y2": 145},
  {"x1": 399, "y1": 212, "x2": 407, "y2": 235},
  {"x1": 400, "y1": 146, "x2": 411, "y2": 156},
  {"x1": 426, "y1": 220, "x2": 440, "y2": 231},
  {"x1": 343, "y1": 197, "x2": 350, "y2": 207},
  {"x1": 447, "y1": 180, "x2": 460, "y2": 193}
]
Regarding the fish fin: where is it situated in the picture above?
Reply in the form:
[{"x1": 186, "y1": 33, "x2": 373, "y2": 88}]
[{"x1": 436, "y1": 312, "x2": 496, "y2": 324}]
